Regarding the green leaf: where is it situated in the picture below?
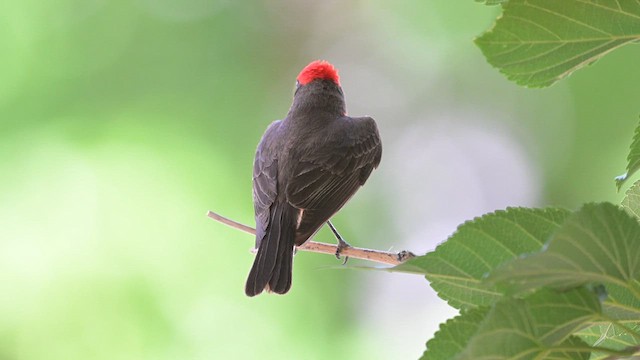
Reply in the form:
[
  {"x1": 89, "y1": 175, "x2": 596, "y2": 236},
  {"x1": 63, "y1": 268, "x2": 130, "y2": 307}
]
[
  {"x1": 489, "y1": 203, "x2": 640, "y2": 295},
  {"x1": 420, "y1": 307, "x2": 489, "y2": 360},
  {"x1": 621, "y1": 180, "x2": 640, "y2": 220},
  {"x1": 457, "y1": 288, "x2": 599, "y2": 360},
  {"x1": 475, "y1": 0, "x2": 640, "y2": 87},
  {"x1": 576, "y1": 323, "x2": 640, "y2": 360},
  {"x1": 526, "y1": 288, "x2": 602, "y2": 345},
  {"x1": 393, "y1": 207, "x2": 570, "y2": 309},
  {"x1": 616, "y1": 120, "x2": 640, "y2": 191},
  {"x1": 603, "y1": 283, "x2": 640, "y2": 321}
]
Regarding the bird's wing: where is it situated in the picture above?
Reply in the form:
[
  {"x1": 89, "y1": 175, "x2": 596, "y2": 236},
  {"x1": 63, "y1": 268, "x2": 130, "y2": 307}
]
[
  {"x1": 285, "y1": 116, "x2": 382, "y2": 245},
  {"x1": 252, "y1": 120, "x2": 281, "y2": 249}
]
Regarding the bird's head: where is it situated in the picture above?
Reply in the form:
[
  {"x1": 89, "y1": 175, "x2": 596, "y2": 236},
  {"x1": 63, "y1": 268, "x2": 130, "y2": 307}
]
[{"x1": 296, "y1": 60, "x2": 340, "y2": 87}]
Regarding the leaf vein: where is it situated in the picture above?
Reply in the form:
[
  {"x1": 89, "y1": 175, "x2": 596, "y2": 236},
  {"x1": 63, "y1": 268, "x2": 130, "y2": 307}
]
[{"x1": 523, "y1": 2, "x2": 614, "y2": 37}]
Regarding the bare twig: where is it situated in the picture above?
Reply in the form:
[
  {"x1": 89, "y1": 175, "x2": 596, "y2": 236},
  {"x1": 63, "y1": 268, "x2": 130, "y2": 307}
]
[
  {"x1": 207, "y1": 210, "x2": 256, "y2": 235},
  {"x1": 207, "y1": 210, "x2": 415, "y2": 266}
]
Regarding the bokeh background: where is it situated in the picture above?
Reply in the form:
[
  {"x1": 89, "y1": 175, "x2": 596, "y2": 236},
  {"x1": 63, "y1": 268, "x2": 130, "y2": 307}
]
[{"x1": 2, "y1": 1, "x2": 639, "y2": 359}]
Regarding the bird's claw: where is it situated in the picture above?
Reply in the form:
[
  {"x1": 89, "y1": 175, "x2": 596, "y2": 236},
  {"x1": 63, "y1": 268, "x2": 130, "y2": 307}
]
[
  {"x1": 327, "y1": 220, "x2": 351, "y2": 264},
  {"x1": 397, "y1": 250, "x2": 415, "y2": 262},
  {"x1": 335, "y1": 238, "x2": 351, "y2": 264}
]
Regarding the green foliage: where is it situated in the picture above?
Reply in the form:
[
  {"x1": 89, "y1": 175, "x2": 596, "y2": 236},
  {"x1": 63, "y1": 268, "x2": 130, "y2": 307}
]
[
  {"x1": 396, "y1": 203, "x2": 640, "y2": 358},
  {"x1": 400, "y1": 201, "x2": 640, "y2": 358},
  {"x1": 401, "y1": 5, "x2": 640, "y2": 358},
  {"x1": 488, "y1": 203, "x2": 640, "y2": 294},
  {"x1": 616, "y1": 119, "x2": 640, "y2": 190},
  {"x1": 401, "y1": 121, "x2": 640, "y2": 358},
  {"x1": 622, "y1": 180, "x2": 640, "y2": 219},
  {"x1": 601, "y1": 283, "x2": 640, "y2": 321},
  {"x1": 395, "y1": 119, "x2": 640, "y2": 358},
  {"x1": 457, "y1": 288, "x2": 599, "y2": 360},
  {"x1": 577, "y1": 324, "x2": 640, "y2": 360},
  {"x1": 421, "y1": 308, "x2": 488, "y2": 360},
  {"x1": 475, "y1": 0, "x2": 640, "y2": 87},
  {"x1": 395, "y1": 208, "x2": 570, "y2": 309},
  {"x1": 423, "y1": 289, "x2": 604, "y2": 360}
]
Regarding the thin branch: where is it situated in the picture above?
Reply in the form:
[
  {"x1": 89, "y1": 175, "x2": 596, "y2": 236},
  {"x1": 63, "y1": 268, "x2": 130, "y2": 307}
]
[
  {"x1": 207, "y1": 210, "x2": 256, "y2": 235},
  {"x1": 207, "y1": 210, "x2": 415, "y2": 266}
]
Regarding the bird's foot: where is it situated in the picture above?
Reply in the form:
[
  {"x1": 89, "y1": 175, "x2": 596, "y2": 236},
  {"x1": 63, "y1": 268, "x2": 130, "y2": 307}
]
[
  {"x1": 335, "y1": 238, "x2": 351, "y2": 264},
  {"x1": 327, "y1": 220, "x2": 351, "y2": 264}
]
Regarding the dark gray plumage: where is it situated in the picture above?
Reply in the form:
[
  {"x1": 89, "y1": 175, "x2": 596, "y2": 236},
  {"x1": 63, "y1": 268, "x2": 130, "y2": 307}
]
[{"x1": 245, "y1": 62, "x2": 382, "y2": 297}]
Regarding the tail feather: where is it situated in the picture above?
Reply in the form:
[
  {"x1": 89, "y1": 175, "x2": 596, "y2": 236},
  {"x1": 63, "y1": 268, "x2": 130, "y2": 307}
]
[
  {"x1": 268, "y1": 236, "x2": 294, "y2": 293},
  {"x1": 245, "y1": 205, "x2": 295, "y2": 296}
]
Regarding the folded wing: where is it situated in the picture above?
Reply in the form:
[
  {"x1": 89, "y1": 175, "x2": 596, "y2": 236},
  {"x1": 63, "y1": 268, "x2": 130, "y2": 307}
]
[{"x1": 285, "y1": 116, "x2": 382, "y2": 245}]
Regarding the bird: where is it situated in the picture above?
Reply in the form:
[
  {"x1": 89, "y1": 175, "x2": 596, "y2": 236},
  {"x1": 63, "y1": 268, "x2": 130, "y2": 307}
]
[{"x1": 245, "y1": 60, "x2": 382, "y2": 296}]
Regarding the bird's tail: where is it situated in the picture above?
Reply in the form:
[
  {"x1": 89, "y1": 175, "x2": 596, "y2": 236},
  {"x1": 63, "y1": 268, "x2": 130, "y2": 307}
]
[{"x1": 245, "y1": 205, "x2": 296, "y2": 296}]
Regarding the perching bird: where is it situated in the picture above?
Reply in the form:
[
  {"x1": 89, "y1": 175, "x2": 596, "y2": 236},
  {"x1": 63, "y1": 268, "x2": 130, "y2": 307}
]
[{"x1": 245, "y1": 60, "x2": 382, "y2": 296}]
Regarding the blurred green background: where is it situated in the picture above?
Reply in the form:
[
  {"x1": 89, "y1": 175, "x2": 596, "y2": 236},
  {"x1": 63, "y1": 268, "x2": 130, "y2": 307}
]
[{"x1": 1, "y1": 1, "x2": 639, "y2": 359}]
